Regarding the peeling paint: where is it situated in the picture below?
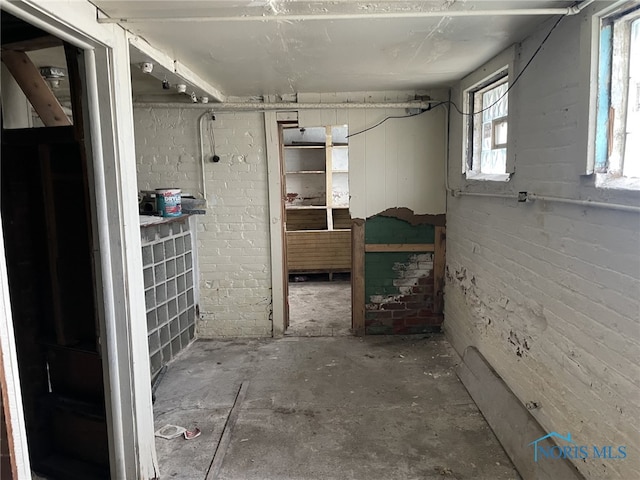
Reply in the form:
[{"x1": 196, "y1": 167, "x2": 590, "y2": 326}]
[{"x1": 374, "y1": 207, "x2": 445, "y2": 226}]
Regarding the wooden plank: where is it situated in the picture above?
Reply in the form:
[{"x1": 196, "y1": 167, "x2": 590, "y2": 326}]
[
  {"x1": 205, "y1": 382, "x2": 249, "y2": 480},
  {"x1": 434, "y1": 226, "x2": 446, "y2": 315},
  {"x1": 286, "y1": 230, "x2": 351, "y2": 271},
  {"x1": 272, "y1": 118, "x2": 288, "y2": 337},
  {"x1": 1, "y1": 50, "x2": 71, "y2": 127},
  {"x1": 364, "y1": 243, "x2": 435, "y2": 253},
  {"x1": 351, "y1": 219, "x2": 365, "y2": 336},
  {"x1": 325, "y1": 126, "x2": 334, "y2": 229},
  {"x1": 1, "y1": 35, "x2": 62, "y2": 53}
]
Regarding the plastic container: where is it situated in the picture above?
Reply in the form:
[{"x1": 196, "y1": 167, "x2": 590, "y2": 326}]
[{"x1": 155, "y1": 188, "x2": 181, "y2": 217}]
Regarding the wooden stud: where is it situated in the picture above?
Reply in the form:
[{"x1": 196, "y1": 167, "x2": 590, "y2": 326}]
[
  {"x1": 1, "y1": 50, "x2": 71, "y2": 127},
  {"x1": 351, "y1": 219, "x2": 365, "y2": 336},
  {"x1": 325, "y1": 126, "x2": 334, "y2": 230},
  {"x1": 434, "y1": 226, "x2": 446, "y2": 315},
  {"x1": 364, "y1": 243, "x2": 435, "y2": 253},
  {"x1": 1, "y1": 35, "x2": 63, "y2": 53},
  {"x1": 277, "y1": 122, "x2": 290, "y2": 331}
]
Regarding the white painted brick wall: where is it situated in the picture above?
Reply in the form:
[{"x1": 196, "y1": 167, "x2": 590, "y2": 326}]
[
  {"x1": 446, "y1": 13, "x2": 640, "y2": 480},
  {"x1": 134, "y1": 108, "x2": 272, "y2": 337}
]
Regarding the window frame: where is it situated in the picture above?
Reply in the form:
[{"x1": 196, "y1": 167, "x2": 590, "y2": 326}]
[
  {"x1": 593, "y1": 2, "x2": 640, "y2": 189},
  {"x1": 467, "y1": 74, "x2": 509, "y2": 175},
  {"x1": 460, "y1": 45, "x2": 516, "y2": 182}
]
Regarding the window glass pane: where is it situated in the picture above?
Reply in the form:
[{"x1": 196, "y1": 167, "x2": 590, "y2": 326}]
[
  {"x1": 493, "y1": 119, "x2": 508, "y2": 147},
  {"x1": 331, "y1": 147, "x2": 349, "y2": 171},
  {"x1": 331, "y1": 125, "x2": 348, "y2": 144},
  {"x1": 482, "y1": 82, "x2": 508, "y2": 123},
  {"x1": 473, "y1": 80, "x2": 508, "y2": 174},
  {"x1": 624, "y1": 18, "x2": 640, "y2": 178}
]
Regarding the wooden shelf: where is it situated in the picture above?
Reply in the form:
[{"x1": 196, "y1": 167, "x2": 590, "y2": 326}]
[
  {"x1": 286, "y1": 205, "x2": 327, "y2": 210},
  {"x1": 283, "y1": 125, "x2": 351, "y2": 274},
  {"x1": 284, "y1": 145, "x2": 325, "y2": 149}
]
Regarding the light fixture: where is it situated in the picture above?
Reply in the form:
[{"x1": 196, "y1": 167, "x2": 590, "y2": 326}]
[
  {"x1": 140, "y1": 62, "x2": 154, "y2": 74},
  {"x1": 176, "y1": 84, "x2": 187, "y2": 93},
  {"x1": 39, "y1": 66, "x2": 65, "y2": 89}
]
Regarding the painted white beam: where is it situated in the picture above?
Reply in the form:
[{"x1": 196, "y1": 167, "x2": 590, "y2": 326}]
[
  {"x1": 128, "y1": 34, "x2": 225, "y2": 102},
  {"x1": 99, "y1": 7, "x2": 587, "y2": 24},
  {"x1": 133, "y1": 100, "x2": 436, "y2": 110}
]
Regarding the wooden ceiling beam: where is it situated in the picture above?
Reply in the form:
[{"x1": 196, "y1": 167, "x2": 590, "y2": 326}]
[
  {"x1": 1, "y1": 35, "x2": 63, "y2": 53},
  {"x1": 1, "y1": 50, "x2": 71, "y2": 127}
]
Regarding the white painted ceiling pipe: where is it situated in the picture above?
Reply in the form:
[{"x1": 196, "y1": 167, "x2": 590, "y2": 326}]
[
  {"x1": 99, "y1": 6, "x2": 589, "y2": 23},
  {"x1": 133, "y1": 101, "x2": 436, "y2": 110}
]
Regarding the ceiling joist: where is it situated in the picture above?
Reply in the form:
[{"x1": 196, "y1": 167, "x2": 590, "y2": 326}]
[{"x1": 1, "y1": 50, "x2": 72, "y2": 127}]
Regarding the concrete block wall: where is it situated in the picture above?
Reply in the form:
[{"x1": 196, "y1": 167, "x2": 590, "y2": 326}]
[
  {"x1": 134, "y1": 108, "x2": 272, "y2": 337},
  {"x1": 364, "y1": 216, "x2": 442, "y2": 334},
  {"x1": 446, "y1": 11, "x2": 640, "y2": 480}
]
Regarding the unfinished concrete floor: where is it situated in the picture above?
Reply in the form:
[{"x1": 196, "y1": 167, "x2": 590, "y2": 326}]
[
  {"x1": 153, "y1": 335, "x2": 520, "y2": 480},
  {"x1": 286, "y1": 274, "x2": 351, "y2": 336}
]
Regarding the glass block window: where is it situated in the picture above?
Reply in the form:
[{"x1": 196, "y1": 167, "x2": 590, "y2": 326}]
[{"x1": 470, "y1": 78, "x2": 509, "y2": 174}]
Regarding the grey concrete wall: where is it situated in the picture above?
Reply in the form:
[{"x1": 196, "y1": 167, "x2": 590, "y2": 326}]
[{"x1": 445, "y1": 11, "x2": 640, "y2": 480}]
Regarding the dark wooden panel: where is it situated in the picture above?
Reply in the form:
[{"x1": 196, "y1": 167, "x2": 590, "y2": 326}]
[
  {"x1": 286, "y1": 230, "x2": 351, "y2": 271},
  {"x1": 351, "y1": 219, "x2": 365, "y2": 336}
]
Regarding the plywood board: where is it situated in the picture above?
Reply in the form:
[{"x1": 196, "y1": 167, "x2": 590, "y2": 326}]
[{"x1": 286, "y1": 230, "x2": 351, "y2": 272}]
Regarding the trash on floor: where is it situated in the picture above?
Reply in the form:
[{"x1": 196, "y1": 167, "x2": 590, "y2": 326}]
[
  {"x1": 184, "y1": 426, "x2": 201, "y2": 440},
  {"x1": 155, "y1": 424, "x2": 186, "y2": 440}
]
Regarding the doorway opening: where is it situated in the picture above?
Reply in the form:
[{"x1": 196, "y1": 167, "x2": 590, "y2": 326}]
[
  {"x1": 280, "y1": 124, "x2": 352, "y2": 336},
  {"x1": 1, "y1": 12, "x2": 110, "y2": 479}
]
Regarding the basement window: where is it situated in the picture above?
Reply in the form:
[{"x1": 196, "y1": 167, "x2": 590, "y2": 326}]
[
  {"x1": 595, "y1": 4, "x2": 640, "y2": 189},
  {"x1": 465, "y1": 72, "x2": 510, "y2": 181}
]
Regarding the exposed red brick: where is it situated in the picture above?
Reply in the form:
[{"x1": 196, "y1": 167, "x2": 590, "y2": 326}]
[{"x1": 381, "y1": 302, "x2": 406, "y2": 310}]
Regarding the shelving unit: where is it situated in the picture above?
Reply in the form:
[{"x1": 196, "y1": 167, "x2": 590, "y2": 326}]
[{"x1": 283, "y1": 125, "x2": 351, "y2": 275}]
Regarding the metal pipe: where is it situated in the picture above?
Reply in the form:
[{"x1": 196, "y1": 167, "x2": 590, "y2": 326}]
[
  {"x1": 134, "y1": 100, "x2": 435, "y2": 111},
  {"x1": 452, "y1": 190, "x2": 640, "y2": 213},
  {"x1": 526, "y1": 193, "x2": 640, "y2": 214},
  {"x1": 452, "y1": 191, "x2": 519, "y2": 199},
  {"x1": 198, "y1": 110, "x2": 213, "y2": 201},
  {"x1": 98, "y1": 8, "x2": 581, "y2": 24},
  {"x1": 571, "y1": 0, "x2": 599, "y2": 14}
]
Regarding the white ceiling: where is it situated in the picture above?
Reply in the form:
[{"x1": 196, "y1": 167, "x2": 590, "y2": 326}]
[{"x1": 91, "y1": 0, "x2": 576, "y2": 99}]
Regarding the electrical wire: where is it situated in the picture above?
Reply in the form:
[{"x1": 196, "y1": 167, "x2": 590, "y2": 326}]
[
  {"x1": 347, "y1": 13, "x2": 565, "y2": 139},
  {"x1": 346, "y1": 108, "x2": 432, "y2": 138}
]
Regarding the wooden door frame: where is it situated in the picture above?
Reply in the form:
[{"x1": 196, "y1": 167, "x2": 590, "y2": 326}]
[{"x1": 264, "y1": 106, "x2": 289, "y2": 336}]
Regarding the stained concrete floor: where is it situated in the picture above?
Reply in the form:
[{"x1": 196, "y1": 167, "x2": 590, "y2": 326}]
[
  {"x1": 153, "y1": 335, "x2": 521, "y2": 480},
  {"x1": 286, "y1": 275, "x2": 351, "y2": 337}
]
